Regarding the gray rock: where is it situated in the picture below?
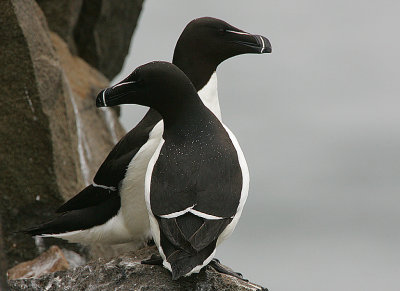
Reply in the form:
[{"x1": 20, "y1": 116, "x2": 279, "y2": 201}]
[
  {"x1": 49, "y1": 31, "x2": 126, "y2": 196},
  {"x1": 0, "y1": 221, "x2": 9, "y2": 290},
  {"x1": 36, "y1": 0, "x2": 144, "y2": 79},
  {"x1": 0, "y1": 0, "x2": 69, "y2": 268},
  {"x1": 7, "y1": 246, "x2": 69, "y2": 280},
  {"x1": 74, "y1": 0, "x2": 144, "y2": 79},
  {"x1": 0, "y1": 0, "x2": 125, "y2": 269},
  {"x1": 8, "y1": 246, "x2": 268, "y2": 291},
  {"x1": 36, "y1": 0, "x2": 83, "y2": 53}
]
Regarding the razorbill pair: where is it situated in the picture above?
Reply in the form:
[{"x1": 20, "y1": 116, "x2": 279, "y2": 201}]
[{"x1": 26, "y1": 17, "x2": 271, "y2": 265}]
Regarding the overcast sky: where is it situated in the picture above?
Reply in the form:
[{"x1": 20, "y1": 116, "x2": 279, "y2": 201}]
[{"x1": 112, "y1": 1, "x2": 400, "y2": 290}]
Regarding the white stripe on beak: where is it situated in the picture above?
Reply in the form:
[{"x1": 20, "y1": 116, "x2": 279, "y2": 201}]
[
  {"x1": 259, "y1": 35, "x2": 265, "y2": 53},
  {"x1": 102, "y1": 89, "x2": 107, "y2": 107}
]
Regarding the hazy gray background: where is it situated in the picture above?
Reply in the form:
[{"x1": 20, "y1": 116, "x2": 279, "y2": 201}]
[{"x1": 112, "y1": 1, "x2": 400, "y2": 290}]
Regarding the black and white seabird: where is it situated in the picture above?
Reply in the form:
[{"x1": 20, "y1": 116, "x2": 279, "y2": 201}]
[
  {"x1": 97, "y1": 61, "x2": 250, "y2": 279},
  {"x1": 25, "y1": 17, "x2": 271, "y2": 249}
]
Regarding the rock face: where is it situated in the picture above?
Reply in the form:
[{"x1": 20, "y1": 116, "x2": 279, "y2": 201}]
[
  {"x1": 8, "y1": 246, "x2": 267, "y2": 291},
  {"x1": 1, "y1": 0, "x2": 70, "y2": 269},
  {"x1": 50, "y1": 31, "x2": 126, "y2": 193},
  {"x1": 0, "y1": 221, "x2": 9, "y2": 291},
  {"x1": 37, "y1": 0, "x2": 143, "y2": 79},
  {"x1": 0, "y1": 0, "x2": 137, "y2": 270},
  {"x1": 36, "y1": 0, "x2": 83, "y2": 52},
  {"x1": 74, "y1": 0, "x2": 144, "y2": 79}
]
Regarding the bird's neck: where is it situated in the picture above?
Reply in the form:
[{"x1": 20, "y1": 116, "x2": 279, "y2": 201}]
[
  {"x1": 173, "y1": 53, "x2": 218, "y2": 92},
  {"x1": 197, "y1": 72, "x2": 221, "y2": 120},
  {"x1": 161, "y1": 96, "x2": 214, "y2": 139},
  {"x1": 173, "y1": 53, "x2": 222, "y2": 120}
]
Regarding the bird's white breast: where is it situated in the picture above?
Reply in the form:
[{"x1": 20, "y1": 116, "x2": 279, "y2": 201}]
[
  {"x1": 216, "y1": 125, "x2": 250, "y2": 245},
  {"x1": 119, "y1": 121, "x2": 164, "y2": 245},
  {"x1": 198, "y1": 72, "x2": 221, "y2": 120}
]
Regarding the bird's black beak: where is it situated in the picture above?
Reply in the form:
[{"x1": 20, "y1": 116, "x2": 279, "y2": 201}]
[
  {"x1": 254, "y1": 34, "x2": 272, "y2": 53},
  {"x1": 96, "y1": 81, "x2": 137, "y2": 108},
  {"x1": 227, "y1": 29, "x2": 272, "y2": 54}
]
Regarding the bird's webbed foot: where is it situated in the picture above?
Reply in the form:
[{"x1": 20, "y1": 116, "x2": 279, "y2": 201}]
[
  {"x1": 209, "y1": 258, "x2": 249, "y2": 282},
  {"x1": 141, "y1": 254, "x2": 163, "y2": 265}
]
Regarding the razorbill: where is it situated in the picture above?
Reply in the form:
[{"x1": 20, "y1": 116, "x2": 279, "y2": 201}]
[
  {"x1": 25, "y1": 17, "x2": 271, "y2": 249},
  {"x1": 97, "y1": 61, "x2": 250, "y2": 279}
]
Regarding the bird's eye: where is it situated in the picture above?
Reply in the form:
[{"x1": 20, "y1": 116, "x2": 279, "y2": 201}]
[{"x1": 218, "y1": 27, "x2": 226, "y2": 35}]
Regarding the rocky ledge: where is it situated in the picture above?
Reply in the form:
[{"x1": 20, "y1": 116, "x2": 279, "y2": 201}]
[{"x1": 9, "y1": 246, "x2": 267, "y2": 291}]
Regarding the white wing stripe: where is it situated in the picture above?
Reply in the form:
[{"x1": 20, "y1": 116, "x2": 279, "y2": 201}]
[
  {"x1": 159, "y1": 205, "x2": 195, "y2": 219},
  {"x1": 159, "y1": 208, "x2": 224, "y2": 220},
  {"x1": 189, "y1": 209, "x2": 224, "y2": 220},
  {"x1": 92, "y1": 182, "x2": 116, "y2": 191}
]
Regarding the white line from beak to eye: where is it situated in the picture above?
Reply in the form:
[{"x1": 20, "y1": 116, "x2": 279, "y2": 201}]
[
  {"x1": 102, "y1": 89, "x2": 107, "y2": 106},
  {"x1": 259, "y1": 35, "x2": 265, "y2": 53},
  {"x1": 225, "y1": 29, "x2": 251, "y2": 36},
  {"x1": 111, "y1": 81, "x2": 136, "y2": 89}
]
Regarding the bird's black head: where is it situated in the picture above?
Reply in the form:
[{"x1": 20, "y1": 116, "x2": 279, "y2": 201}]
[
  {"x1": 173, "y1": 17, "x2": 272, "y2": 89},
  {"x1": 96, "y1": 61, "x2": 199, "y2": 116}
]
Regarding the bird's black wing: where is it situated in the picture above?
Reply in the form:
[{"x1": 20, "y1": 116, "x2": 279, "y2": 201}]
[
  {"x1": 94, "y1": 109, "x2": 162, "y2": 187},
  {"x1": 56, "y1": 109, "x2": 162, "y2": 213},
  {"x1": 57, "y1": 109, "x2": 161, "y2": 213},
  {"x1": 57, "y1": 184, "x2": 114, "y2": 213},
  {"x1": 157, "y1": 214, "x2": 232, "y2": 279},
  {"x1": 149, "y1": 127, "x2": 243, "y2": 279},
  {"x1": 25, "y1": 194, "x2": 121, "y2": 235}
]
